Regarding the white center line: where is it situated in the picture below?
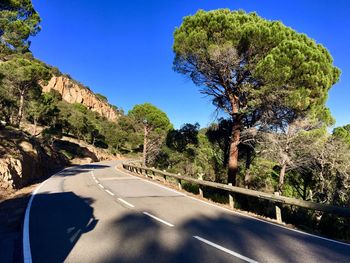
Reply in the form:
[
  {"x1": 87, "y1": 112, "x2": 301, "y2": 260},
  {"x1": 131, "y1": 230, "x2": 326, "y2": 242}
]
[
  {"x1": 143, "y1": 212, "x2": 174, "y2": 227},
  {"x1": 94, "y1": 178, "x2": 99, "y2": 183},
  {"x1": 117, "y1": 198, "x2": 135, "y2": 208},
  {"x1": 193, "y1": 236, "x2": 259, "y2": 263},
  {"x1": 105, "y1": 190, "x2": 115, "y2": 196},
  {"x1": 98, "y1": 183, "x2": 104, "y2": 189}
]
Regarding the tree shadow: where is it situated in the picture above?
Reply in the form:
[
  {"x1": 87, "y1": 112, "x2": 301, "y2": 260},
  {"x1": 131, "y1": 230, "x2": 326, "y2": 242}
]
[
  {"x1": 97, "y1": 211, "x2": 350, "y2": 263},
  {"x1": 30, "y1": 192, "x2": 98, "y2": 263},
  {"x1": 53, "y1": 163, "x2": 110, "y2": 177},
  {"x1": 0, "y1": 193, "x2": 32, "y2": 263},
  {"x1": 99, "y1": 213, "x2": 208, "y2": 263}
]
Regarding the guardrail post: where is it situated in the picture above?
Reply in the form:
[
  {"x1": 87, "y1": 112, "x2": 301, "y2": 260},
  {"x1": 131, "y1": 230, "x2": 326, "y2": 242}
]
[
  {"x1": 163, "y1": 170, "x2": 167, "y2": 183},
  {"x1": 198, "y1": 173, "x2": 204, "y2": 197},
  {"x1": 228, "y1": 183, "x2": 235, "y2": 209},
  {"x1": 151, "y1": 167, "x2": 156, "y2": 179},
  {"x1": 274, "y1": 192, "x2": 282, "y2": 223},
  {"x1": 177, "y1": 173, "x2": 182, "y2": 190}
]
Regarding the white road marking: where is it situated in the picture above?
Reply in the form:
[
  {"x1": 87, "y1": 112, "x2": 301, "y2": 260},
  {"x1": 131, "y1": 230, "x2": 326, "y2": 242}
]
[
  {"x1": 117, "y1": 198, "x2": 135, "y2": 208},
  {"x1": 143, "y1": 212, "x2": 174, "y2": 227},
  {"x1": 94, "y1": 178, "x2": 99, "y2": 183},
  {"x1": 99, "y1": 177, "x2": 137, "y2": 181},
  {"x1": 187, "y1": 196, "x2": 350, "y2": 247},
  {"x1": 116, "y1": 164, "x2": 350, "y2": 248},
  {"x1": 98, "y1": 184, "x2": 104, "y2": 189},
  {"x1": 105, "y1": 190, "x2": 115, "y2": 196},
  {"x1": 91, "y1": 171, "x2": 95, "y2": 178},
  {"x1": 193, "y1": 236, "x2": 259, "y2": 263},
  {"x1": 23, "y1": 178, "x2": 50, "y2": 263}
]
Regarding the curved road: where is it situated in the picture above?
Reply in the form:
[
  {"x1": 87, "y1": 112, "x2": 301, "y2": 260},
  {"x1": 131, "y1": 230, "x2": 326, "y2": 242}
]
[{"x1": 26, "y1": 160, "x2": 350, "y2": 263}]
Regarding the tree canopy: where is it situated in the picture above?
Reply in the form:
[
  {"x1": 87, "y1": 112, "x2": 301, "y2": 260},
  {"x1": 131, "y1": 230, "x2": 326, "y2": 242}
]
[
  {"x1": 0, "y1": 57, "x2": 51, "y2": 125},
  {"x1": 173, "y1": 9, "x2": 340, "y2": 184},
  {"x1": 128, "y1": 103, "x2": 172, "y2": 132},
  {"x1": 333, "y1": 124, "x2": 350, "y2": 146},
  {"x1": 0, "y1": 0, "x2": 41, "y2": 54},
  {"x1": 129, "y1": 103, "x2": 172, "y2": 165}
]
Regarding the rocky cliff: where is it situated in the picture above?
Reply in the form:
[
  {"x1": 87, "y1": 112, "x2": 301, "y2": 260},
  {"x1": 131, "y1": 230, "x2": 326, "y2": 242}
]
[{"x1": 41, "y1": 76, "x2": 119, "y2": 122}]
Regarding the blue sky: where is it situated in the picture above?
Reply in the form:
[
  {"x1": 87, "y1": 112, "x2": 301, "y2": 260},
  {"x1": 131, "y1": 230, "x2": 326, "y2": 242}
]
[{"x1": 31, "y1": 0, "x2": 350, "y2": 129}]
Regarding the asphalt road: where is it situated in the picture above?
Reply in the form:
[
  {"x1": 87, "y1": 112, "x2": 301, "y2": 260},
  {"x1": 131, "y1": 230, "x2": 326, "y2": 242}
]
[{"x1": 26, "y1": 160, "x2": 350, "y2": 263}]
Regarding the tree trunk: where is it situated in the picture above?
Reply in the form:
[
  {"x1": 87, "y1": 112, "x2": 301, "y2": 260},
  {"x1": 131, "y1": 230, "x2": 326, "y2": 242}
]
[
  {"x1": 16, "y1": 90, "x2": 25, "y2": 126},
  {"x1": 143, "y1": 125, "x2": 149, "y2": 166},
  {"x1": 228, "y1": 119, "x2": 241, "y2": 185},
  {"x1": 279, "y1": 161, "x2": 287, "y2": 193}
]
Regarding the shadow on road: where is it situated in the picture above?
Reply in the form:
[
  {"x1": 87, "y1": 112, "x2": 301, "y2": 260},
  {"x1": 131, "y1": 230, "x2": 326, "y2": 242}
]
[
  {"x1": 101, "y1": 213, "x2": 205, "y2": 263},
  {"x1": 30, "y1": 192, "x2": 98, "y2": 263},
  {"x1": 93, "y1": 211, "x2": 350, "y2": 263},
  {"x1": 0, "y1": 193, "x2": 32, "y2": 263},
  {"x1": 54, "y1": 164, "x2": 110, "y2": 177}
]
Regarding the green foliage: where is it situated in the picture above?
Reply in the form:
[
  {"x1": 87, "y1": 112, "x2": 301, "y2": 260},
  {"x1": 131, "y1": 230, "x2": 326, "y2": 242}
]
[
  {"x1": 173, "y1": 9, "x2": 340, "y2": 121},
  {"x1": 173, "y1": 9, "x2": 340, "y2": 184},
  {"x1": 0, "y1": 57, "x2": 51, "y2": 125},
  {"x1": 27, "y1": 91, "x2": 60, "y2": 126},
  {"x1": 0, "y1": 57, "x2": 51, "y2": 87},
  {"x1": 333, "y1": 125, "x2": 350, "y2": 146},
  {"x1": 155, "y1": 124, "x2": 226, "y2": 182},
  {"x1": 0, "y1": 0, "x2": 41, "y2": 53},
  {"x1": 166, "y1": 123, "x2": 199, "y2": 152},
  {"x1": 128, "y1": 103, "x2": 172, "y2": 132},
  {"x1": 95, "y1": 93, "x2": 108, "y2": 102},
  {"x1": 0, "y1": 83, "x2": 17, "y2": 123}
]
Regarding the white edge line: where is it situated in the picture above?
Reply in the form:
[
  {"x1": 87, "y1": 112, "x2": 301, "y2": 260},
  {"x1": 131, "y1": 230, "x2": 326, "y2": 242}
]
[
  {"x1": 117, "y1": 198, "x2": 135, "y2": 208},
  {"x1": 23, "y1": 178, "x2": 50, "y2": 263},
  {"x1": 105, "y1": 190, "x2": 115, "y2": 196},
  {"x1": 187, "y1": 195, "x2": 350, "y2": 247},
  {"x1": 116, "y1": 165, "x2": 350, "y2": 247},
  {"x1": 143, "y1": 212, "x2": 174, "y2": 227},
  {"x1": 193, "y1": 236, "x2": 259, "y2": 263}
]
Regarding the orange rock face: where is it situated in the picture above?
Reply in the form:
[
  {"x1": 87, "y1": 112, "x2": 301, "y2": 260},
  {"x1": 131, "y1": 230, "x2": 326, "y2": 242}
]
[{"x1": 41, "y1": 76, "x2": 119, "y2": 122}]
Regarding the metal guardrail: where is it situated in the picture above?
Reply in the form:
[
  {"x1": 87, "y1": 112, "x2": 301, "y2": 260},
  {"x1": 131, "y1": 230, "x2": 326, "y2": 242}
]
[{"x1": 122, "y1": 162, "x2": 350, "y2": 222}]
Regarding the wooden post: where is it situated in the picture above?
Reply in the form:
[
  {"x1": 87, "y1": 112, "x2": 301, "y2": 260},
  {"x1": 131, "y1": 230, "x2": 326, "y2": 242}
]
[
  {"x1": 274, "y1": 192, "x2": 282, "y2": 223},
  {"x1": 228, "y1": 183, "x2": 234, "y2": 209},
  {"x1": 177, "y1": 173, "x2": 182, "y2": 190},
  {"x1": 198, "y1": 173, "x2": 204, "y2": 197},
  {"x1": 152, "y1": 168, "x2": 156, "y2": 179},
  {"x1": 163, "y1": 170, "x2": 167, "y2": 183},
  {"x1": 177, "y1": 179, "x2": 182, "y2": 190}
]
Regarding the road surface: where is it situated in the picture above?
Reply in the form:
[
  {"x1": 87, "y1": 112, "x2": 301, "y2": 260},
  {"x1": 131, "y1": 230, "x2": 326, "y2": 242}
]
[{"x1": 26, "y1": 160, "x2": 350, "y2": 263}]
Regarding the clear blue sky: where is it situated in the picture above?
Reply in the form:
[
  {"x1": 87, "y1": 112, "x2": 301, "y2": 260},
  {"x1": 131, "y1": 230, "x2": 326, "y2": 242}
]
[{"x1": 31, "y1": 0, "x2": 350, "y2": 129}]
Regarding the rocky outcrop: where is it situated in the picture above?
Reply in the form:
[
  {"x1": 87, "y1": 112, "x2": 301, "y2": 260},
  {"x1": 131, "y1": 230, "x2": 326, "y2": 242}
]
[
  {"x1": 41, "y1": 76, "x2": 119, "y2": 122},
  {"x1": 0, "y1": 128, "x2": 119, "y2": 190},
  {"x1": 0, "y1": 129, "x2": 67, "y2": 189}
]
